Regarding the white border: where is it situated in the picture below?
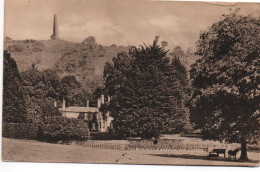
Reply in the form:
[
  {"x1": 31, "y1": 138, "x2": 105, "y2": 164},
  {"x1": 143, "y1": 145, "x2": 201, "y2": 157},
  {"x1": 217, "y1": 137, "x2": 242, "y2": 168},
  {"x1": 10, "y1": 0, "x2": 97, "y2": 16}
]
[{"x1": 0, "y1": 0, "x2": 259, "y2": 172}]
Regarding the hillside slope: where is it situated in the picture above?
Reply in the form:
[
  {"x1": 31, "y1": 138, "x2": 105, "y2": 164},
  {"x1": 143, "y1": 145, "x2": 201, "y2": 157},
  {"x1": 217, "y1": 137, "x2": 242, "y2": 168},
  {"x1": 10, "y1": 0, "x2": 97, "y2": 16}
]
[
  {"x1": 4, "y1": 39, "x2": 127, "y2": 72},
  {"x1": 4, "y1": 39, "x2": 128, "y2": 93}
]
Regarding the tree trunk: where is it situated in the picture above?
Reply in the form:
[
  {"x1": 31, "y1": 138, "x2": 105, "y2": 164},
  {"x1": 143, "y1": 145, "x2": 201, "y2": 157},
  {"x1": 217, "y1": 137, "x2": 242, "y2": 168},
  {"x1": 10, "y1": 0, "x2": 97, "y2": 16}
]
[{"x1": 239, "y1": 140, "x2": 249, "y2": 161}]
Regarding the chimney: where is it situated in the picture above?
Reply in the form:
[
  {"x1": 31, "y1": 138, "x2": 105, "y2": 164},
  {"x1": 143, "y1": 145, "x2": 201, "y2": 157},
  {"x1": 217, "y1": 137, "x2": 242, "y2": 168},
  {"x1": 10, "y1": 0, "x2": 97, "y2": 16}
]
[
  {"x1": 62, "y1": 98, "x2": 66, "y2": 111},
  {"x1": 101, "y1": 94, "x2": 105, "y2": 104},
  {"x1": 54, "y1": 100, "x2": 57, "y2": 108},
  {"x1": 107, "y1": 96, "x2": 111, "y2": 103},
  {"x1": 86, "y1": 100, "x2": 89, "y2": 107},
  {"x1": 97, "y1": 98, "x2": 101, "y2": 108}
]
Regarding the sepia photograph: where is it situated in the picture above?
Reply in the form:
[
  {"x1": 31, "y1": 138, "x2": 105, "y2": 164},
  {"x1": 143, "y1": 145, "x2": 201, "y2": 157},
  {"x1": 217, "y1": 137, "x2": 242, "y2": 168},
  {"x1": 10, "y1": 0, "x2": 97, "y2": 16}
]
[{"x1": 1, "y1": 0, "x2": 260, "y2": 167}]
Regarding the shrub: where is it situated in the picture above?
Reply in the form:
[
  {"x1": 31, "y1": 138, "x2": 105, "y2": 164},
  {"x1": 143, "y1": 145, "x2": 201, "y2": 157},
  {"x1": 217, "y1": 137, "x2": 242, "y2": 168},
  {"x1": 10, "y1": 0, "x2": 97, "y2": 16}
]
[
  {"x1": 2, "y1": 123, "x2": 38, "y2": 140},
  {"x1": 81, "y1": 36, "x2": 98, "y2": 49},
  {"x1": 38, "y1": 116, "x2": 89, "y2": 143},
  {"x1": 90, "y1": 131, "x2": 122, "y2": 140},
  {"x1": 5, "y1": 36, "x2": 12, "y2": 41},
  {"x1": 7, "y1": 45, "x2": 23, "y2": 52}
]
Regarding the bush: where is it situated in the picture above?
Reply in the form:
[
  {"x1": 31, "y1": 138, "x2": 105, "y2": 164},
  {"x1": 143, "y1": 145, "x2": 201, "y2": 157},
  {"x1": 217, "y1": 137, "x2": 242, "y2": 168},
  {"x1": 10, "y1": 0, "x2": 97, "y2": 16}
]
[
  {"x1": 90, "y1": 131, "x2": 122, "y2": 140},
  {"x1": 7, "y1": 45, "x2": 23, "y2": 52},
  {"x1": 2, "y1": 123, "x2": 38, "y2": 140},
  {"x1": 38, "y1": 116, "x2": 89, "y2": 143},
  {"x1": 81, "y1": 36, "x2": 98, "y2": 49},
  {"x1": 5, "y1": 36, "x2": 12, "y2": 41}
]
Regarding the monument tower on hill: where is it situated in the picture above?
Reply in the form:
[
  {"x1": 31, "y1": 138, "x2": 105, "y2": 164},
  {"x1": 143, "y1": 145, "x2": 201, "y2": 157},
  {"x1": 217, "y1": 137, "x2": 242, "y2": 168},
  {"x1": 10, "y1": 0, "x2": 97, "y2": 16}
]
[{"x1": 51, "y1": 14, "x2": 59, "y2": 40}]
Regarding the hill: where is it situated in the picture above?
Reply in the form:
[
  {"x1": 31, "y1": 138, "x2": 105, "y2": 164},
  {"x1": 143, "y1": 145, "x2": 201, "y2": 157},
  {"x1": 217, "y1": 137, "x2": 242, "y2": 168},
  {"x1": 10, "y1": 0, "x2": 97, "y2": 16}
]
[
  {"x1": 4, "y1": 39, "x2": 128, "y2": 71},
  {"x1": 4, "y1": 38, "x2": 128, "y2": 93}
]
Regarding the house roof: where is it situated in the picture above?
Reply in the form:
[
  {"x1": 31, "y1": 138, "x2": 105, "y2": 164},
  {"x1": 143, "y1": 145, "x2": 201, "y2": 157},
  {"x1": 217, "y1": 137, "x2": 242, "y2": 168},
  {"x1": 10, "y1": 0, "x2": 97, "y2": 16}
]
[{"x1": 59, "y1": 106, "x2": 99, "y2": 113}]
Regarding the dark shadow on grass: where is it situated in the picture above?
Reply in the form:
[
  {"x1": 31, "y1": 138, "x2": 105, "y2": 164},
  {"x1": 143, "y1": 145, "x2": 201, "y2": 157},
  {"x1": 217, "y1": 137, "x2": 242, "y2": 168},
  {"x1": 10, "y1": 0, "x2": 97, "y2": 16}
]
[{"x1": 148, "y1": 154, "x2": 259, "y2": 163}]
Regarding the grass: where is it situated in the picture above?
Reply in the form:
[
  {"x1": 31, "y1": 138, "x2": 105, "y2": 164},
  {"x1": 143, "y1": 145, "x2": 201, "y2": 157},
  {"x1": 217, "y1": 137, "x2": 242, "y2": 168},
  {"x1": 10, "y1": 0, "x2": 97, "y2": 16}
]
[{"x1": 2, "y1": 137, "x2": 260, "y2": 166}]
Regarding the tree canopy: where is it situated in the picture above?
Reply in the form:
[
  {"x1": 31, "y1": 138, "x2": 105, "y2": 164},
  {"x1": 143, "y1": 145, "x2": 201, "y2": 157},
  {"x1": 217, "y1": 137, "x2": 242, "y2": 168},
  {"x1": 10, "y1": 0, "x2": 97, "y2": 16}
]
[
  {"x1": 103, "y1": 37, "x2": 190, "y2": 139},
  {"x1": 60, "y1": 75, "x2": 89, "y2": 107},
  {"x1": 189, "y1": 10, "x2": 260, "y2": 161},
  {"x1": 21, "y1": 68, "x2": 62, "y2": 123},
  {"x1": 3, "y1": 51, "x2": 27, "y2": 123}
]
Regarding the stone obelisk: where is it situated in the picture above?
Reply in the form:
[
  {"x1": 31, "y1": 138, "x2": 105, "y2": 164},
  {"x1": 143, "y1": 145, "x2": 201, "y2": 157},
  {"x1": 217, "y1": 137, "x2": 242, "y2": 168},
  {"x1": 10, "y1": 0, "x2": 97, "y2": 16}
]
[{"x1": 51, "y1": 14, "x2": 59, "y2": 40}]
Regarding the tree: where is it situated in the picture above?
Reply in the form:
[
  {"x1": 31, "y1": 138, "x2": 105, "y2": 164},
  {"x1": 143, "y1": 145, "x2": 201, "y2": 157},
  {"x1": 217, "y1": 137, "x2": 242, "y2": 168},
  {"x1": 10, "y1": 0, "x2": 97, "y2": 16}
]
[
  {"x1": 171, "y1": 58, "x2": 192, "y2": 132},
  {"x1": 170, "y1": 46, "x2": 185, "y2": 60},
  {"x1": 59, "y1": 75, "x2": 88, "y2": 107},
  {"x1": 189, "y1": 10, "x2": 260, "y2": 161},
  {"x1": 103, "y1": 37, "x2": 189, "y2": 139},
  {"x1": 3, "y1": 51, "x2": 27, "y2": 123},
  {"x1": 81, "y1": 36, "x2": 98, "y2": 48},
  {"x1": 21, "y1": 68, "x2": 61, "y2": 122},
  {"x1": 161, "y1": 41, "x2": 168, "y2": 47},
  {"x1": 169, "y1": 46, "x2": 199, "y2": 71}
]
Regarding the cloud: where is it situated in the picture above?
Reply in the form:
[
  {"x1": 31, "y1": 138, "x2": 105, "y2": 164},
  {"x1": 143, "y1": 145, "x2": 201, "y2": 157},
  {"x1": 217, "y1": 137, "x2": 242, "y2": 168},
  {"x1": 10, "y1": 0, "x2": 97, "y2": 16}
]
[
  {"x1": 60, "y1": 19, "x2": 125, "y2": 44},
  {"x1": 148, "y1": 15, "x2": 186, "y2": 30},
  {"x1": 4, "y1": 0, "x2": 260, "y2": 50}
]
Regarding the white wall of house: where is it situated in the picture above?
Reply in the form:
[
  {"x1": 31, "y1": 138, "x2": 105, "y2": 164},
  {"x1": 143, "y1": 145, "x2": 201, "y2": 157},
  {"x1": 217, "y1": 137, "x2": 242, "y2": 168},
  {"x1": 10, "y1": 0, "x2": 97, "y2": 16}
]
[{"x1": 62, "y1": 112, "x2": 79, "y2": 118}]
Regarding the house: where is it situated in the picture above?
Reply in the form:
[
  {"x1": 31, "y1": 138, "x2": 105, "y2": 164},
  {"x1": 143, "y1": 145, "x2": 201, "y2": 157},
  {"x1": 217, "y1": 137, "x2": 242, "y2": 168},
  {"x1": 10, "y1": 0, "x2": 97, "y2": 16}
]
[{"x1": 58, "y1": 95, "x2": 113, "y2": 132}]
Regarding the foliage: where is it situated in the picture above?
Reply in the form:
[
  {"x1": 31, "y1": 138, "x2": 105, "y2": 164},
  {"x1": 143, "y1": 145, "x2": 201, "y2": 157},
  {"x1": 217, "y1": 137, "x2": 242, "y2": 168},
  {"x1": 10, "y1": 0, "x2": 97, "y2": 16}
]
[
  {"x1": 81, "y1": 36, "x2": 98, "y2": 49},
  {"x1": 22, "y1": 67, "x2": 93, "y2": 122},
  {"x1": 89, "y1": 131, "x2": 121, "y2": 140},
  {"x1": 3, "y1": 51, "x2": 27, "y2": 123},
  {"x1": 54, "y1": 36, "x2": 105, "y2": 94},
  {"x1": 161, "y1": 41, "x2": 168, "y2": 47},
  {"x1": 169, "y1": 46, "x2": 198, "y2": 71},
  {"x1": 40, "y1": 99, "x2": 62, "y2": 117},
  {"x1": 5, "y1": 36, "x2": 12, "y2": 41},
  {"x1": 111, "y1": 44, "x2": 117, "y2": 47},
  {"x1": 6, "y1": 40, "x2": 44, "y2": 53},
  {"x1": 170, "y1": 46, "x2": 185, "y2": 59},
  {"x1": 38, "y1": 116, "x2": 89, "y2": 143},
  {"x1": 189, "y1": 10, "x2": 260, "y2": 161},
  {"x1": 21, "y1": 68, "x2": 61, "y2": 123},
  {"x1": 22, "y1": 68, "x2": 60, "y2": 100},
  {"x1": 59, "y1": 75, "x2": 89, "y2": 107},
  {"x1": 103, "y1": 37, "x2": 190, "y2": 139},
  {"x1": 7, "y1": 45, "x2": 23, "y2": 52},
  {"x1": 2, "y1": 123, "x2": 38, "y2": 140}
]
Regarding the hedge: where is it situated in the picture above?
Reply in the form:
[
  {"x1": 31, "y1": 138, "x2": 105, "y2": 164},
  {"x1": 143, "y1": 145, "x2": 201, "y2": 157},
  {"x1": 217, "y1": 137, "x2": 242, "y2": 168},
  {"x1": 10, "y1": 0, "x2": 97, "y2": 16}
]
[
  {"x1": 38, "y1": 116, "x2": 90, "y2": 143},
  {"x1": 2, "y1": 123, "x2": 39, "y2": 140},
  {"x1": 90, "y1": 132, "x2": 122, "y2": 140}
]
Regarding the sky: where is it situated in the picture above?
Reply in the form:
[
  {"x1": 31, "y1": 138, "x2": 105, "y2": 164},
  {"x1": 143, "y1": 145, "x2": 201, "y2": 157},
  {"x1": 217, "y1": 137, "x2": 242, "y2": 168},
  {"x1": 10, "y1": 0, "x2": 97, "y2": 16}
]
[{"x1": 4, "y1": 0, "x2": 260, "y2": 50}]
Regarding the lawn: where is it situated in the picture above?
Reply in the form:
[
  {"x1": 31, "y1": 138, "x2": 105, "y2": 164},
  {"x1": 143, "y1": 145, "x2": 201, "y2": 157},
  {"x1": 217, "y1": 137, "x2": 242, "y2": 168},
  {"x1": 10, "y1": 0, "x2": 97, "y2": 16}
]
[{"x1": 2, "y1": 137, "x2": 260, "y2": 167}]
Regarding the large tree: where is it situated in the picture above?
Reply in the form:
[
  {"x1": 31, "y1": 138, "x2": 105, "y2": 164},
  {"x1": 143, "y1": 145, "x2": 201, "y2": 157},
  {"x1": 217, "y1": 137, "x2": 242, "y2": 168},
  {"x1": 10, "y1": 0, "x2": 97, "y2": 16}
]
[
  {"x1": 59, "y1": 75, "x2": 89, "y2": 107},
  {"x1": 189, "y1": 10, "x2": 260, "y2": 161},
  {"x1": 3, "y1": 51, "x2": 27, "y2": 123},
  {"x1": 103, "y1": 37, "x2": 189, "y2": 138},
  {"x1": 22, "y1": 68, "x2": 61, "y2": 123}
]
